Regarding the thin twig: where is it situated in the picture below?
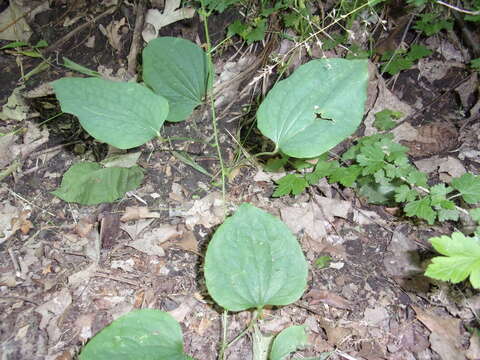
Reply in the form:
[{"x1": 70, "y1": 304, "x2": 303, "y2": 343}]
[
  {"x1": 127, "y1": 0, "x2": 146, "y2": 77},
  {"x1": 94, "y1": 272, "x2": 140, "y2": 286},
  {"x1": 6, "y1": 188, "x2": 56, "y2": 217},
  {"x1": 45, "y1": 5, "x2": 118, "y2": 54},
  {"x1": 436, "y1": 0, "x2": 480, "y2": 15}
]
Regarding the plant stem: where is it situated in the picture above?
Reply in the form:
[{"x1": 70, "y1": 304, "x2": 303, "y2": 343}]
[
  {"x1": 218, "y1": 310, "x2": 229, "y2": 360},
  {"x1": 253, "y1": 148, "x2": 279, "y2": 158},
  {"x1": 200, "y1": 0, "x2": 227, "y2": 206},
  {"x1": 229, "y1": 311, "x2": 259, "y2": 347}
]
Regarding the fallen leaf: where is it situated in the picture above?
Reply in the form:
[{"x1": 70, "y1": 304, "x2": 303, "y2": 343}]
[
  {"x1": 99, "y1": 17, "x2": 126, "y2": 51},
  {"x1": 99, "y1": 212, "x2": 121, "y2": 249},
  {"x1": 196, "y1": 316, "x2": 212, "y2": 336},
  {"x1": 399, "y1": 123, "x2": 458, "y2": 158},
  {"x1": 10, "y1": 208, "x2": 33, "y2": 236},
  {"x1": 35, "y1": 289, "x2": 72, "y2": 329},
  {"x1": 305, "y1": 289, "x2": 352, "y2": 310},
  {"x1": 280, "y1": 203, "x2": 327, "y2": 240},
  {"x1": 314, "y1": 195, "x2": 351, "y2": 222},
  {"x1": 363, "y1": 306, "x2": 389, "y2": 326},
  {"x1": 413, "y1": 305, "x2": 466, "y2": 360},
  {"x1": 76, "y1": 314, "x2": 95, "y2": 342},
  {"x1": 68, "y1": 263, "x2": 98, "y2": 286},
  {"x1": 0, "y1": 2, "x2": 32, "y2": 41},
  {"x1": 383, "y1": 226, "x2": 422, "y2": 278},
  {"x1": 121, "y1": 206, "x2": 161, "y2": 222},
  {"x1": 261, "y1": 317, "x2": 292, "y2": 333},
  {"x1": 127, "y1": 224, "x2": 182, "y2": 256},
  {"x1": 364, "y1": 71, "x2": 413, "y2": 136},
  {"x1": 121, "y1": 218, "x2": 155, "y2": 239},
  {"x1": 455, "y1": 72, "x2": 478, "y2": 110},
  {"x1": 183, "y1": 192, "x2": 224, "y2": 230},
  {"x1": 438, "y1": 156, "x2": 466, "y2": 182},
  {"x1": 142, "y1": 0, "x2": 195, "y2": 42},
  {"x1": 0, "y1": 202, "x2": 22, "y2": 243},
  {"x1": 165, "y1": 230, "x2": 198, "y2": 253},
  {"x1": 169, "y1": 296, "x2": 197, "y2": 322},
  {"x1": 466, "y1": 332, "x2": 480, "y2": 360},
  {"x1": 0, "y1": 133, "x2": 18, "y2": 168}
]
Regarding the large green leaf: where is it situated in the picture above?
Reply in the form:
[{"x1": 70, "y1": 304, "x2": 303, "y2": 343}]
[
  {"x1": 79, "y1": 309, "x2": 194, "y2": 360},
  {"x1": 53, "y1": 78, "x2": 168, "y2": 149},
  {"x1": 257, "y1": 58, "x2": 368, "y2": 158},
  {"x1": 52, "y1": 162, "x2": 144, "y2": 205},
  {"x1": 204, "y1": 203, "x2": 308, "y2": 311},
  {"x1": 269, "y1": 325, "x2": 308, "y2": 360},
  {"x1": 143, "y1": 37, "x2": 212, "y2": 122}
]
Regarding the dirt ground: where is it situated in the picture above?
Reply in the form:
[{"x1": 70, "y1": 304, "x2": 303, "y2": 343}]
[{"x1": 1, "y1": 1, "x2": 480, "y2": 360}]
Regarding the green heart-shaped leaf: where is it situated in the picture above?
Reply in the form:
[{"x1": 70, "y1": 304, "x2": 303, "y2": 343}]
[
  {"x1": 143, "y1": 37, "x2": 212, "y2": 122},
  {"x1": 204, "y1": 203, "x2": 308, "y2": 311},
  {"x1": 52, "y1": 162, "x2": 144, "y2": 205},
  {"x1": 269, "y1": 325, "x2": 308, "y2": 360},
  {"x1": 257, "y1": 58, "x2": 368, "y2": 158},
  {"x1": 79, "y1": 310, "x2": 193, "y2": 360},
  {"x1": 53, "y1": 78, "x2": 168, "y2": 149}
]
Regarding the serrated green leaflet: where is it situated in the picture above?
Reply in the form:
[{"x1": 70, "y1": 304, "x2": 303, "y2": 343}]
[
  {"x1": 143, "y1": 37, "x2": 212, "y2": 122},
  {"x1": 52, "y1": 162, "x2": 143, "y2": 205},
  {"x1": 269, "y1": 325, "x2": 308, "y2": 360},
  {"x1": 451, "y1": 173, "x2": 480, "y2": 204},
  {"x1": 53, "y1": 78, "x2": 168, "y2": 149},
  {"x1": 79, "y1": 310, "x2": 193, "y2": 360},
  {"x1": 404, "y1": 197, "x2": 436, "y2": 224},
  {"x1": 425, "y1": 232, "x2": 480, "y2": 289},
  {"x1": 273, "y1": 174, "x2": 308, "y2": 197},
  {"x1": 257, "y1": 58, "x2": 368, "y2": 158},
  {"x1": 204, "y1": 203, "x2": 308, "y2": 311}
]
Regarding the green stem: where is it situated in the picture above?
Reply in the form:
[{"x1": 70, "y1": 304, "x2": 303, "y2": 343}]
[
  {"x1": 200, "y1": 0, "x2": 226, "y2": 206},
  {"x1": 230, "y1": 311, "x2": 259, "y2": 346},
  {"x1": 218, "y1": 310, "x2": 229, "y2": 360},
  {"x1": 253, "y1": 147, "x2": 279, "y2": 158}
]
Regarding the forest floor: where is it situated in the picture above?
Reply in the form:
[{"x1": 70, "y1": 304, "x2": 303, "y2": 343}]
[{"x1": 1, "y1": 1, "x2": 480, "y2": 359}]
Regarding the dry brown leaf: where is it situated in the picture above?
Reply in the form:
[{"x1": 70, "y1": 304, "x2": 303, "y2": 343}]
[
  {"x1": 183, "y1": 192, "x2": 224, "y2": 230},
  {"x1": 121, "y1": 206, "x2": 160, "y2": 222},
  {"x1": 364, "y1": 70, "x2": 413, "y2": 136},
  {"x1": 280, "y1": 203, "x2": 327, "y2": 240},
  {"x1": 363, "y1": 305, "x2": 389, "y2": 326},
  {"x1": 35, "y1": 289, "x2": 72, "y2": 330},
  {"x1": 169, "y1": 296, "x2": 197, "y2": 322},
  {"x1": 0, "y1": 133, "x2": 18, "y2": 168},
  {"x1": 142, "y1": 0, "x2": 195, "y2": 42},
  {"x1": 383, "y1": 226, "x2": 422, "y2": 278},
  {"x1": 10, "y1": 209, "x2": 33, "y2": 235},
  {"x1": 99, "y1": 17, "x2": 126, "y2": 51},
  {"x1": 126, "y1": 224, "x2": 182, "y2": 257},
  {"x1": 165, "y1": 230, "x2": 198, "y2": 253},
  {"x1": 314, "y1": 195, "x2": 352, "y2": 222},
  {"x1": 413, "y1": 305, "x2": 466, "y2": 360},
  {"x1": 74, "y1": 217, "x2": 95, "y2": 237},
  {"x1": 305, "y1": 289, "x2": 352, "y2": 310},
  {"x1": 438, "y1": 156, "x2": 466, "y2": 182},
  {"x1": 196, "y1": 316, "x2": 212, "y2": 336},
  {"x1": 466, "y1": 332, "x2": 480, "y2": 360},
  {"x1": 400, "y1": 123, "x2": 458, "y2": 158},
  {"x1": 75, "y1": 314, "x2": 95, "y2": 342}
]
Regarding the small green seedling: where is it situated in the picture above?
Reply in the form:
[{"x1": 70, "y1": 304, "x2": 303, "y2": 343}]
[
  {"x1": 79, "y1": 204, "x2": 310, "y2": 359},
  {"x1": 52, "y1": 37, "x2": 212, "y2": 204}
]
